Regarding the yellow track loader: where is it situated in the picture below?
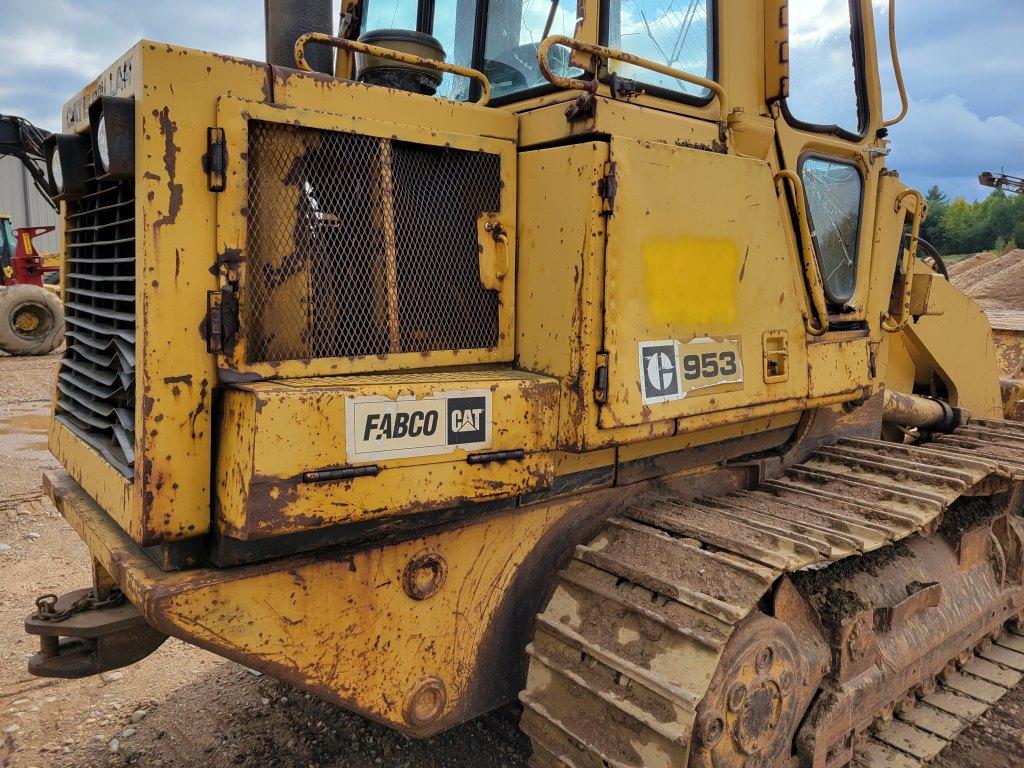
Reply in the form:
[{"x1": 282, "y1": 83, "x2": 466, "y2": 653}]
[{"x1": 26, "y1": 1, "x2": 1024, "y2": 766}]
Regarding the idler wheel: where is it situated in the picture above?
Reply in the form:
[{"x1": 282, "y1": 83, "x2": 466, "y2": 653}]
[{"x1": 690, "y1": 612, "x2": 815, "y2": 768}]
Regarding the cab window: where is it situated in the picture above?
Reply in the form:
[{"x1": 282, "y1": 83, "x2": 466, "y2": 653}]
[
  {"x1": 604, "y1": 0, "x2": 714, "y2": 100},
  {"x1": 361, "y1": 0, "x2": 582, "y2": 101},
  {"x1": 785, "y1": 0, "x2": 865, "y2": 136},
  {"x1": 482, "y1": 0, "x2": 581, "y2": 98},
  {"x1": 801, "y1": 157, "x2": 863, "y2": 304}
]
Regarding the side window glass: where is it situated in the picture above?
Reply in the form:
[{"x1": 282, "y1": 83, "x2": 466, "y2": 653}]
[
  {"x1": 361, "y1": 0, "x2": 582, "y2": 101},
  {"x1": 434, "y1": 0, "x2": 480, "y2": 100},
  {"x1": 605, "y1": 0, "x2": 714, "y2": 98},
  {"x1": 362, "y1": 0, "x2": 419, "y2": 31},
  {"x1": 801, "y1": 157, "x2": 863, "y2": 304},
  {"x1": 786, "y1": 0, "x2": 863, "y2": 134},
  {"x1": 482, "y1": 0, "x2": 582, "y2": 99}
]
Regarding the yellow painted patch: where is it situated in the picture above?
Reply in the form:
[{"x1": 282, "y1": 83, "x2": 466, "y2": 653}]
[{"x1": 643, "y1": 237, "x2": 739, "y2": 325}]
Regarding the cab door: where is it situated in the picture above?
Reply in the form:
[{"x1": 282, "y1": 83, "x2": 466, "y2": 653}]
[{"x1": 769, "y1": 0, "x2": 885, "y2": 394}]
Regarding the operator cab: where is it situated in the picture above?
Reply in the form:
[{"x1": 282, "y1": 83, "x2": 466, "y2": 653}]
[{"x1": 354, "y1": 0, "x2": 714, "y2": 104}]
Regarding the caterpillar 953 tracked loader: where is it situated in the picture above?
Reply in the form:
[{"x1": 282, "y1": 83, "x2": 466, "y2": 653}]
[{"x1": 26, "y1": 0, "x2": 1024, "y2": 765}]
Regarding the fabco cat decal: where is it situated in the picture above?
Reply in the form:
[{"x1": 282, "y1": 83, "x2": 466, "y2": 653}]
[{"x1": 346, "y1": 390, "x2": 491, "y2": 462}]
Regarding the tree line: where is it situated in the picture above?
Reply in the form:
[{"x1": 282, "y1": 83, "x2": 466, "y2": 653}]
[{"x1": 921, "y1": 186, "x2": 1024, "y2": 257}]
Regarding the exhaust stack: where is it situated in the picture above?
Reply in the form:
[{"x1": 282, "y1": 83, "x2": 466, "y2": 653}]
[{"x1": 264, "y1": 0, "x2": 334, "y2": 74}]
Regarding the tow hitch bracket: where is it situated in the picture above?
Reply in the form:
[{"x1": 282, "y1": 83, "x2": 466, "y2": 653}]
[{"x1": 25, "y1": 588, "x2": 168, "y2": 679}]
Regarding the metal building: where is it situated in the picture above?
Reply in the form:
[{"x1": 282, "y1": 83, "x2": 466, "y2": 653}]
[{"x1": 0, "y1": 154, "x2": 58, "y2": 252}]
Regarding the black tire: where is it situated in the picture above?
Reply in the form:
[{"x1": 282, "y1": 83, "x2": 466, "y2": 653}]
[{"x1": 0, "y1": 284, "x2": 65, "y2": 356}]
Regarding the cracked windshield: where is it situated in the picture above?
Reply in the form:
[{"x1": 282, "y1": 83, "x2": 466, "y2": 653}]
[
  {"x1": 361, "y1": 0, "x2": 582, "y2": 99},
  {"x1": 361, "y1": 0, "x2": 711, "y2": 99},
  {"x1": 607, "y1": 0, "x2": 712, "y2": 96},
  {"x1": 802, "y1": 157, "x2": 862, "y2": 303}
]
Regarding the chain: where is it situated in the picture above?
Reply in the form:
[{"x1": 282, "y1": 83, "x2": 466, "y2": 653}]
[{"x1": 33, "y1": 588, "x2": 126, "y2": 622}]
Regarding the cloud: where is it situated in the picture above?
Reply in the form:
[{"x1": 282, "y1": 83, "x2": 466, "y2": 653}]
[
  {"x1": 1, "y1": 0, "x2": 1021, "y2": 202},
  {"x1": 888, "y1": 94, "x2": 1024, "y2": 201},
  {"x1": 789, "y1": 0, "x2": 858, "y2": 47},
  {"x1": 0, "y1": 0, "x2": 269, "y2": 131},
  {"x1": 879, "y1": 0, "x2": 1024, "y2": 125}
]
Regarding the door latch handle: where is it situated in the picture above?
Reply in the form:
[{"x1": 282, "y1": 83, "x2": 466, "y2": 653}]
[{"x1": 477, "y1": 213, "x2": 510, "y2": 290}]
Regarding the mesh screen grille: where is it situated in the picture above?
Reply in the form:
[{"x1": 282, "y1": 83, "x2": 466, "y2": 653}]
[
  {"x1": 56, "y1": 146, "x2": 136, "y2": 479},
  {"x1": 244, "y1": 121, "x2": 501, "y2": 363}
]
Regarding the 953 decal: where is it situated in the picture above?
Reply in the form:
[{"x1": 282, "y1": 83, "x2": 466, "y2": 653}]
[{"x1": 639, "y1": 338, "x2": 744, "y2": 405}]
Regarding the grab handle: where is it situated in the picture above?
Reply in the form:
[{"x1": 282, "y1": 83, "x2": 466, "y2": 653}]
[
  {"x1": 774, "y1": 170, "x2": 830, "y2": 336},
  {"x1": 537, "y1": 36, "x2": 728, "y2": 125},
  {"x1": 881, "y1": 189, "x2": 927, "y2": 333},
  {"x1": 881, "y1": 0, "x2": 909, "y2": 128},
  {"x1": 294, "y1": 33, "x2": 492, "y2": 106}
]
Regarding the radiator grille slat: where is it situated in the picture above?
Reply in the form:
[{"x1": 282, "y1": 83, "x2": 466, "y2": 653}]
[
  {"x1": 67, "y1": 199, "x2": 133, "y2": 220},
  {"x1": 65, "y1": 273, "x2": 136, "y2": 283},
  {"x1": 244, "y1": 121, "x2": 502, "y2": 364},
  {"x1": 60, "y1": 357, "x2": 120, "y2": 387},
  {"x1": 65, "y1": 314, "x2": 135, "y2": 343},
  {"x1": 64, "y1": 301, "x2": 135, "y2": 323},
  {"x1": 66, "y1": 285, "x2": 135, "y2": 303},
  {"x1": 55, "y1": 147, "x2": 136, "y2": 479},
  {"x1": 65, "y1": 217, "x2": 136, "y2": 234}
]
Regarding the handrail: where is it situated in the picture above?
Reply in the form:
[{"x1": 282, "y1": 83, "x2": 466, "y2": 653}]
[
  {"x1": 536, "y1": 35, "x2": 729, "y2": 125},
  {"x1": 881, "y1": 0, "x2": 909, "y2": 128},
  {"x1": 881, "y1": 189, "x2": 927, "y2": 333},
  {"x1": 294, "y1": 33, "x2": 492, "y2": 106},
  {"x1": 774, "y1": 170, "x2": 830, "y2": 336}
]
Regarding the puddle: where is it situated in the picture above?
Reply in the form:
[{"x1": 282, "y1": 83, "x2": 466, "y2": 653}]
[{"x1": 0, "y1": 405, "x2": 53, "y2": 455}]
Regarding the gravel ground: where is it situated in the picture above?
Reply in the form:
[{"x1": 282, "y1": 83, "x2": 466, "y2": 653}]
[{"x1": 0, "y1": 351, "x2": 1022, "y2": 768}]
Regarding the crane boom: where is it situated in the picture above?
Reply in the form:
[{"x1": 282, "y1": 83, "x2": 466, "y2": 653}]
[{"x1": 980, "y1": 170, "x2": 1024, "y2": 195}]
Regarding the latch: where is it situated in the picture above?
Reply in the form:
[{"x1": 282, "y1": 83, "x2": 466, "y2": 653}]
[
  {"x1": 598, "y1": 162, "x2": 617, "y2": 216},
  {"x1": 206, "y1": 285, "x2": 240, "y2": 353},
  {"x1": 565, "y1": 92, "x2": 596, "y2": 122},
  {"x1": 762, "y1": 331, "x2": 789, "y2": 383},
  {"x1": 205, "y1": 127, "x2": 227, "y2": 192},
  {"x1": 608, "y1": 72, "x2": 643, "y2": 100},
  {"x1": 477, "y1": 212, "x2": 510, "y2": 290},
  {"x1": 594, "y1": 352, "x2": 609, "y2": 404},
  {"x1": 867, "y1": 144, "x2": 891, "y2": 164}
]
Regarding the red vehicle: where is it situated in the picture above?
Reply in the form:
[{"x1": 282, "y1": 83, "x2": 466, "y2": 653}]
[
  {"x1": 0, "y1": 214, "x2": 64, "y2": 355},
  {"x1": 1, "y1": 113, "x2": 64, "y2": 355}
]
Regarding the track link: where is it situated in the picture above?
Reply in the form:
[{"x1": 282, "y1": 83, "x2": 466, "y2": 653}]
[
  {"x1": 521, "y1": 421, "x2": 1024, "y2": 768},
  {"x1": 858, "y1": 624, "x2": 1024, "y2": 767}
]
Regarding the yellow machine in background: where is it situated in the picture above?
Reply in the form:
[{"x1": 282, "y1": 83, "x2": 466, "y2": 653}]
[{"x1": 26, "y1": 1, "x2": 1024, "y2": 767}]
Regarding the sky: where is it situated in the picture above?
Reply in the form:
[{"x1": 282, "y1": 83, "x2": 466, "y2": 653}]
[{"x1": 1, "y1": 0, "x2": 1022, "y2": 201}]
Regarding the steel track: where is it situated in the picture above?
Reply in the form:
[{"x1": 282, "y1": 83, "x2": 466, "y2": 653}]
[{"x1": 520, "y1": 419, "x2": 1024, "y2": 768}]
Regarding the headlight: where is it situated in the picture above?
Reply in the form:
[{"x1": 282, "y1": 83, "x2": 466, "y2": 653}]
[
  {"x1": 89, "y1": 96, "x2": 134, "y2": 180},
  {"x1": 42, "y1": 132, "x2": 91, "y2": 201},
  {"x1": 96, "y1": 115, "x2": 109, "y2": 172},
  {"x1": 51, "y1": 152, "x2": 64, "y2": 193}
]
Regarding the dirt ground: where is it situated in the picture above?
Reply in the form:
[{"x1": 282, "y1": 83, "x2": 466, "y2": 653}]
[{"x1": 0, "y1": 352, "x2": 1022, "y2": 768}]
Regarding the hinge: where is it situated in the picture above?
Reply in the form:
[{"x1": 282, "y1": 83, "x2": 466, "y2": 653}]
[
  {"x1": 205, "y1": 286, "x2": 239, "y2": 353},
  {"x1": 565, "y1": 92, "x2": 596, "y2": 122},
  {"x1": 205, "y1": 127, "x2": 227, "y2": 192},
  {"x1": 597, "y1": 162, "x2": 617, "y2": 216},
  {"x1": 594, "y1": 352, "x2": 609, "y2": 404}
]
